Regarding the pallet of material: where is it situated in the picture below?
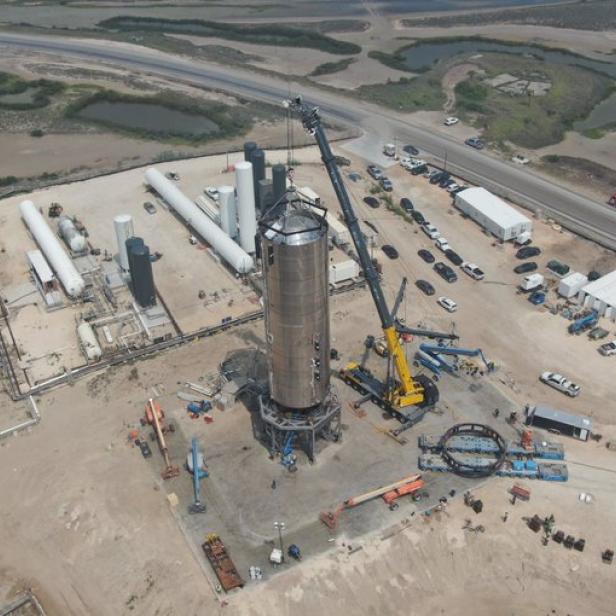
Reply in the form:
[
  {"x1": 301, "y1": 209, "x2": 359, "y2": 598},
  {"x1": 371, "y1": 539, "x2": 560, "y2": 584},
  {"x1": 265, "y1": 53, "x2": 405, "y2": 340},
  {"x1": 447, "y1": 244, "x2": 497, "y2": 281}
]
[{"x1": 202, "y1": 534, "x2": 244, "y2": 592}]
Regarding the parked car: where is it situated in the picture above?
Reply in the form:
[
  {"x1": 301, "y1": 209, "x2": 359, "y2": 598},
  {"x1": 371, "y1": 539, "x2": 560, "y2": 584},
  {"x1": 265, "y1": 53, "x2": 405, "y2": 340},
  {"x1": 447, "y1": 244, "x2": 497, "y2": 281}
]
[
  {"x1": 400, "y1": 197, "x2": 414, "y2": 212},
  {"x1": 437, "y1": 296, "x2": 457, "y2": 313},
  {"x1": 512, "y1": 154, "x2": 529, "y2": 165},
  {"x1": 205, "y1": 186, "x2": 219, "y2": 201},
  {"x1": 383, "y1": 143, "x2": 396, "y2": 157},
  {"x1": 403, "y1": 144, "x2": 420, "y2": 156},
  {"x1": 411, "y1": 163, "x2": 428, "y2": 175},
  {"x1": 540, "y1": 372, "x2": 581, "y2": 397},
  {"x1": 382, "y1": 244, "x2": 399, "y2": 259},
  {"x1": 416, "y1": 279, "x2": 435, "y2": 296},
  {"x1": 438, "y1": 174, "x2": 453, "y2": 188},
  {"x1": 367, "y1": 165, "x2": 383, "y2": 180},
  {"x1": 588, "y1": 327, "x2": 609, "y2": 340},
  {"x1": 435, "y1": 237, "x2": 450, "y2": 252},
  {"x1": 445, "y1": 248, "x2": 463, "y2": 266},
  {"x1": 588, "y1": 270, "x2": 601, "y2": 281},
  {"x1": 446, "y1": 183, "x2": 461, "y2": 193},
  {"x1": 465, "y1": 137, "x2": 485, "y2": 150},
  {"x1": 347, "y1": 171, "x2": 362, "y2": 182},
  {"x1": 599, "y1": 340, "x2": 616, "y2": 356},
  {"x1": 429, "y1": 171, "x2": 444, "y2": 185},
  {"x1": 547, "y1": 260, "x2": 570, "y2": 277},
  {"x1": 380, "y1": 177, "x2": 393, "y2": 191},
  {"x1": 444, "y1": 117, "x2": 459, "y2": 126},
  {"x1": 334, "y1": 155, "x2": 351, "y2": 167},
  {"x1": 418, "y1": 249, "x2": 435, "y2": 264},
  {"x1": 424, "y1": 167, "x2": 436, "y2": 178},
  {"x1": 143, "y1": 201, "x2": 157, "y2": 215},
  {"x1": 434, "y1": 261, "x2": 457, "y2": 283},
  {"x1": 411, "y1": 210, "x2": 425, "y2": 224},
  {"x1": 363, "y1": 196, "x2": 380, "y2": 208},
  {"x1": 450, "y1": 184, "x2": 468, "y2": 195},
  {"x1": 528, "y1": 291, "x2": 546, "y2": 305},
  {"x1": 516, "y1": 246, "x2": 541, "y2": 259},
  {"x1": 514, "y1": 262, "x2": 538, "y2": 274},
  {"x1": 422, "y1": 223, "x2": 440, "y2": 240},
  {"x1": 461, "y1": 262, "x2": 484, "y2": 281}
]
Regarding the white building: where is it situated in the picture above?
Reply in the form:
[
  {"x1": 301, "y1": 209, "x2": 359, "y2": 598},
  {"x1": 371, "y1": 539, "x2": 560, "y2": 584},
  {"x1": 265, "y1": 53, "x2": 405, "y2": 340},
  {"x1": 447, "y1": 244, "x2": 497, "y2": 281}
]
[
  {"x1": 557, "y1": 272, "x2": 588, "y2": 299},
  {"x1": 578, "y1": 270, "x2": 616, "y2": 320},
  {"x1": 455, "y1": 187, "x2": 532, "y2": 241}
]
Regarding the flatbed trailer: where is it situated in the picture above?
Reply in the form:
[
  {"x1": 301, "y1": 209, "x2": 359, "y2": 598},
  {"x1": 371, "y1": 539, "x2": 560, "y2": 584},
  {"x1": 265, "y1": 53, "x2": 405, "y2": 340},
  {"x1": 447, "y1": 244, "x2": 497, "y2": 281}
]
[
  {"x1": 419, "y1": 454, "x2": 567, "y2": 481},
  {"x1": 202, "y1": 534, "x2": 244, "y2": 592},
  {"x1": 418, "y1": 433, "x2": 564, "y2": 460}
]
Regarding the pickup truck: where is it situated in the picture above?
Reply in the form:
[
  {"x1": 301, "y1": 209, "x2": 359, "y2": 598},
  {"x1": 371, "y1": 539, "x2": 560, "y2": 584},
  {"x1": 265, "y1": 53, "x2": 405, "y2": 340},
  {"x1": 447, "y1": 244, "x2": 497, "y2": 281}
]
[
  {"x1": 435, "y1": 237, "x2": 450, "y2": 252},
  {"x1": 599, "y1": 340, "x2": 616, "y2": 356}
]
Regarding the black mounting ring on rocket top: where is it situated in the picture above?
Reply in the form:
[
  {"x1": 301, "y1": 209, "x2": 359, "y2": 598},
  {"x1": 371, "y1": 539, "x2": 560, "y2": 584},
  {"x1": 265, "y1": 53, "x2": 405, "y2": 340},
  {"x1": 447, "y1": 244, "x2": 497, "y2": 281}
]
[{"x1": 439, "y1": 423, "x2": 506, "y2": 478}]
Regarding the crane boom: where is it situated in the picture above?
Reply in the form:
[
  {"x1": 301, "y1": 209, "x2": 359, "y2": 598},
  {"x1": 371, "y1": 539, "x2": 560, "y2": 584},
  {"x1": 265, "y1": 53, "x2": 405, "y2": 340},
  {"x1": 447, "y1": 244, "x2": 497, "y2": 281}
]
[{"x1": 286, "y1": 96, "x2": 437, "y2": 411}]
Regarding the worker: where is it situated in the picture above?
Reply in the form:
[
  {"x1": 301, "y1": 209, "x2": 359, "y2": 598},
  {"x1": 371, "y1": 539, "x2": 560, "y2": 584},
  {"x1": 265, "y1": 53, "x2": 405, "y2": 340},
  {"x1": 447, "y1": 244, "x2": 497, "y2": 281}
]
[
  {"x1": 503, "y1": 511, "x2": 509, "y2": 523},
  {"x1": 493, "y1": 408, "x2": 500, "y2": 418},
  {"x1": 271, "y1": 479, "x2": 277, "y2": 490}
]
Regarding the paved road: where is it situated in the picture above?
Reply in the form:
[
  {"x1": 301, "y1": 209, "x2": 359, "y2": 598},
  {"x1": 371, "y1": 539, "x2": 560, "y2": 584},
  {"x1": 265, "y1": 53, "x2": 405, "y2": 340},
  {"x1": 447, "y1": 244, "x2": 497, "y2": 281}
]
[{"x1": 2, "y1": 32, "x2": 616, "y2": 248}]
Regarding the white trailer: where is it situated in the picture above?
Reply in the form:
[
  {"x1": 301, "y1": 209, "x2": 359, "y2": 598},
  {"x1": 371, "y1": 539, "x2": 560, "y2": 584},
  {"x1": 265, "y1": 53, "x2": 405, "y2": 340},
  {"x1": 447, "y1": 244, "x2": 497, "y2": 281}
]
[
  {"x1": 558, "y1": 272, "x2": 588, "y2": 299},
  {"x1": 329, "y1": 260, "x2": 360, "y2": 285},
  {"x1": 455, "y1": 187, "x2": 532, "y2": 241},
  {"x1": 520, "y1": 273, "x2": 544, "y2": 292}
]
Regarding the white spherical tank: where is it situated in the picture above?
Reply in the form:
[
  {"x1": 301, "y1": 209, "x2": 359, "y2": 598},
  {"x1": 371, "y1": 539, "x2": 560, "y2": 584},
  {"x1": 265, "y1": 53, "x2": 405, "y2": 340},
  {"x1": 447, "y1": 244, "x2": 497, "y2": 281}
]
[
  {"x1": 218, "y1": 185, "x2": 238, "y2": 239},
  {"x1": 113, "y1": 214, "x2": 134, "y2": 271},
  {"x1": 235, "y1": 161, "x2": 257, "y2": 254},
  {"x1": 19, "y1": 200, "x2": 85, "y2": 298},
  {"x1": 144, "y1": 168, "x2": 254, "y2": 274},
  {"x1": 58, "y1": 216, "x2": 87, "y2": 253},
  {"x1": 77, "y1": 322, "x2": 102, "y2": 361}
]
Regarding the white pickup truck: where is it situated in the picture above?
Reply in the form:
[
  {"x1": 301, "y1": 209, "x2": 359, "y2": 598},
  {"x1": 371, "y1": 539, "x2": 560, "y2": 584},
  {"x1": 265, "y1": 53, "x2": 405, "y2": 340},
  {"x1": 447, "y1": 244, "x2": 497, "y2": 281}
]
[{"x1": 599, "y1": 340, "x2": 616, "y2": 356}]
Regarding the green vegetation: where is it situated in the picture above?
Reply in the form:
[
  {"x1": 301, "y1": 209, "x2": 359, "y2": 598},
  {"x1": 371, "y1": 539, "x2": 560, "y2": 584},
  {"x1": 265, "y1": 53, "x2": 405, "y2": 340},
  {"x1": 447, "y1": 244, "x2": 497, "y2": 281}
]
[
  {"x1": 582, "y1": 122, "x2": 616, "y2": 139},
  {"x1": 357, "y1": 75, "x2": 446, "y2": 113},
  {"x1": 0, "y1": 176, "x2": 18, "y2": 187},
  {"x1": 0, "y1": 72, "x2": 64, "y2": 110},
  {"x1": 367, "y1": 50, "x2": 412, "y2": 73},
  {"x1": 64, "y1": 89, "x2": 254, "y2": 143},
  {"x1": 98, "y1": 16, "x2": 362, "y2": 55},
  {"x1": 309, "y1": 58, "x2": 356, "y2": 77},
  {"x1": 454, "y1": 54, "x2": 614, "y2": 148}
]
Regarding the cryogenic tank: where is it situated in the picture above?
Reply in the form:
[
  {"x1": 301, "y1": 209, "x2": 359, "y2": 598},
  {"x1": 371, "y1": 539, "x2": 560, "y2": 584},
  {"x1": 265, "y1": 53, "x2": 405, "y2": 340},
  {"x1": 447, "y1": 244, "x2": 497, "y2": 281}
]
[
  {"x1": 272, "y1": 164, "x2": 287, "y2": 204},
  {"x1": 58, "y1": 216, "x2": 87, "y2": 253},
  {"x1": 114, "y1": 214, "x2": 134, "y2": 271},
  {"x1": 250, "y1": 148, "x2": 266, "y2": 203},
  {"x1": 235, "y1": 161, "x2": 257, "y2": 254},
  {"x1": 144, "y1": 168, "x2": 253, "y2": 273},
  {"x1": 78, "y1": 321, "x2": 102, "y2": 361},
  {"x1": 19, "y1": 200, "x2": 85, "y2": 298},
  {"x1": 260, "y1": 201, "x2": 330, "y2": 409},
  {"x1": 244, "y1": 141, "x2": 257, "y2": 162},
  {"x1": 127, "y1": 241, "x2": 156, "y2": 308},
  {"x1": 218, "y1": 185, "x2": 238, "y2": 238}
]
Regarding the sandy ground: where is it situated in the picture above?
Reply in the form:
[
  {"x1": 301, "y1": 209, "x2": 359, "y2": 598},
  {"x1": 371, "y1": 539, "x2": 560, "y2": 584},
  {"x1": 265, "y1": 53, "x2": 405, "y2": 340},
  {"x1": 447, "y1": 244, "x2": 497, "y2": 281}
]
[{"x1": 441, "y1": 63, "x2": 481, "y2": 112}]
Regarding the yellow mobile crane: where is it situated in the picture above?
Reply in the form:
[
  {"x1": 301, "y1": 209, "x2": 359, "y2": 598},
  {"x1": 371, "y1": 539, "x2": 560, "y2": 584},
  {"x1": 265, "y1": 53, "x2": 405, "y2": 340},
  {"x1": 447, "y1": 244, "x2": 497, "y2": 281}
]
[{"x1": 286, "y1": 97, "x2": 440, "y2": 426}]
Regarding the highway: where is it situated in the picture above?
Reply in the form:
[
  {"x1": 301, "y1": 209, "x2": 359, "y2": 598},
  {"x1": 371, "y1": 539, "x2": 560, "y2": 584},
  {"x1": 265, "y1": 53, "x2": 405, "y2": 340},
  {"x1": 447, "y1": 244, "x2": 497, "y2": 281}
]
[{"x1": 2, "y1": 32, "x2": 616, "y2": 248}]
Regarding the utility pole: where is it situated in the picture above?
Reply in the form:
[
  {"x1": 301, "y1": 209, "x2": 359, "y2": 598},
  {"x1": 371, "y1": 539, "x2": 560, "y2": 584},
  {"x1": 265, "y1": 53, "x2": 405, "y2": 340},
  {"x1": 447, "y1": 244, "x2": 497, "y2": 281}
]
[{"x1": 274, "y1": 521, "x2": 285, "y2": 560}]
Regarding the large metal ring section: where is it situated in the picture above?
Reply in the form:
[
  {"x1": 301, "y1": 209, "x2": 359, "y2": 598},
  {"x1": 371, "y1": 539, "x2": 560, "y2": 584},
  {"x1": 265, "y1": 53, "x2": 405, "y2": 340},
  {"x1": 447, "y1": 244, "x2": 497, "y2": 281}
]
[{"x1": 439, "y1": 422, "x2": 506, "y2": 478}]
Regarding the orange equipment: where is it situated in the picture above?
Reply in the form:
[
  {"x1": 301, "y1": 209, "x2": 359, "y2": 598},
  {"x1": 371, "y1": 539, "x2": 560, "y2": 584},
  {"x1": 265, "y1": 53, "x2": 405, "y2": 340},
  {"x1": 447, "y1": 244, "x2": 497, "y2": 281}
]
[
  {"x1": 521, "y1": 429, "x2": 534, "y2": 451},
  {"x1": 144, "y1": 399, "x2": 179, "y2": 479},
  {"x1": 320, "y1": 473, "x2": 422, "y2": 529},
  {"x1": 381, "y1": 478, "x2": 424, "y2": 506}
]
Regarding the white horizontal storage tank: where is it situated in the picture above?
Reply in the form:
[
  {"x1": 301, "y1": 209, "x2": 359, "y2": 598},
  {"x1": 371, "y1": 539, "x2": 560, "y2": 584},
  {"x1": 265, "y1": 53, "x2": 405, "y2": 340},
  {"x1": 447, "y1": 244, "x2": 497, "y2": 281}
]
[
  {"x1": 113, "y1": 214, "x2": 134, "y2": 272},
  {"x1": 558, "y1": 272, "x2": 588, "y2": 299},
  {"x1": 58, "y1": 216, "x2": 87, "y2": 253},
  {"x1": 19, "y1": 200, "x2": 85, "y2": 298},
  {"x1": 218, "y1": 185, "x2": 238, "y2": 239},
  {"x1": 77, "y1": 321, "x2": 102, "y2": 361},
  {"x1": 144, "y1": 168, "x2": 254, "y2": 274},
  {"x1": 455, "y1": 187, "x2": 532, "y2": 241},
  {"x1": 235, "y1": 161, "x2": 257, "y2": 254}
]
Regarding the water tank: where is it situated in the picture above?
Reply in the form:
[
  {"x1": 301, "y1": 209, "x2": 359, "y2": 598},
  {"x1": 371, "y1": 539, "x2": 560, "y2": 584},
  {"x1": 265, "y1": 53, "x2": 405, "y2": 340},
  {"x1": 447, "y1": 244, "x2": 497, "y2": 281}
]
[
  {"x1": 250, "y1": 148, "x2": 266, "y2": 204},
  {"x1": 19, "y1": 200, "x2": 85, "y2": 298},
  {"x1": 113, "y1": 214, "x2": 134, "y2": 271},
  {"x1": 58, "y1": 216, "x2": 87, "y2": 253},
  {"x1": 218, "y1": 185, "x2": 237, "y2": 238},
  {"x1": 77, "y1": 321, "x2": 102, "y2": 361},
  {"x1": 129, "y1": 243, "x2": 156, "y2": 308},
  {"x1": 272, "y1": 164, "x2": 287, "y2": 204},
  {"x1": 244, "y1": 141, "x2": 257, "y2": 162},
  {"x1": 260, "y1": 200, "x2": 330, "y2": 409},
  {"x1": 235, "y1": 161, "x2": 257, "y2": 254}
]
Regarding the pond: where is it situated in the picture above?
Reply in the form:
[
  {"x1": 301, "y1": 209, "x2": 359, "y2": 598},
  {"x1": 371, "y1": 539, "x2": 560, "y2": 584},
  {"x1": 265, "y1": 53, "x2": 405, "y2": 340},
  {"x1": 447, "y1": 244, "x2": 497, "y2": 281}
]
[
  {"x1": 400, "y1": 39, "x2": 616, "y2": 78},
  {"x1": 75, "y1": 101, "x2": 220, "y2": 137},
  {"x1": 0, "y1": 87, "x2": 40, "y2": 106},
  {"x1": 575, "y1": 92, "x2": 616, "y2": 131}
]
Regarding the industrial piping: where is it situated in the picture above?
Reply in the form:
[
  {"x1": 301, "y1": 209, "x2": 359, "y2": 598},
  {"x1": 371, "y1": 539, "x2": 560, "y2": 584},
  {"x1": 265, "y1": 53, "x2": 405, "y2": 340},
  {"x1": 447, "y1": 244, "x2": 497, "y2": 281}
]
[
  {"x1": 19, "y1": 200, "x2": 85, "y2": 298},
  {"x1": 144, "y1": 168, "x2": 254, "y2": 274}
]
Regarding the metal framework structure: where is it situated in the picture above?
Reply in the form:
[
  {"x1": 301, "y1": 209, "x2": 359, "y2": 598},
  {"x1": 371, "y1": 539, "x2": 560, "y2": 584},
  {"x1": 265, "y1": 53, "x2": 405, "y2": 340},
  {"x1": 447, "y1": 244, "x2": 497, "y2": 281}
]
[
  {"x1": 438, "y1": 423, "x2": 506, "y2": 478},
  {"x1": 258, "y1": 387, "x2": 341, "y2": 463}
]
